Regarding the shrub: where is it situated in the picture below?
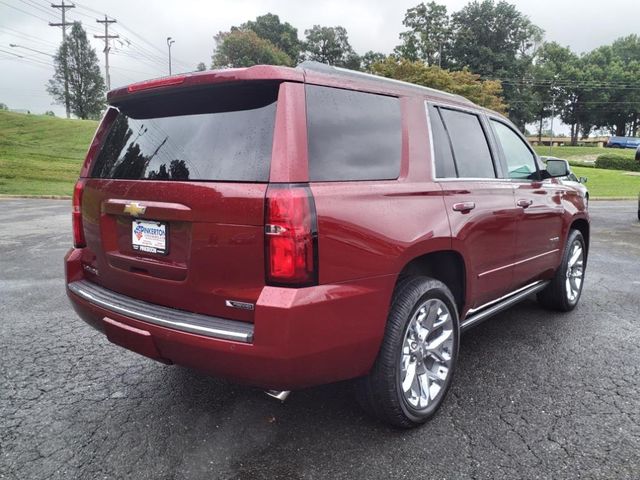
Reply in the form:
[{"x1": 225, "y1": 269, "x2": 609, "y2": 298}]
[{"x1": 595, "y1": 154, "x2": 640, "y2": 172}]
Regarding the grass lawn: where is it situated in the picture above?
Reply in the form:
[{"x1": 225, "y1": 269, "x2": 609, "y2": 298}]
[
  {"x1": 0, "y1": 111, "x2": 638, "y2": 198},
  {"x1": 533, "y1": 145, "x2": 635, "y2": 163},
  {"x1": 572, "y1": 166, "x2": 640, "y2": 198},
  {"x1": 0, "y1": 111, "x2": 97, "y2": 196}
]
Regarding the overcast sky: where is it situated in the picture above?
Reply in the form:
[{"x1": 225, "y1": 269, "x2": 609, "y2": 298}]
[{"x1": 1, "y1": 0, "x2": 639, "y2": 116}]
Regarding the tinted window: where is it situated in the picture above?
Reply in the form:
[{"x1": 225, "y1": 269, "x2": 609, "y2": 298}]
[
  {"x1": 306, "y1": 85, "x2": 401, "y2": 181},
  {"x1": 439, "y1": 108, "x2": 495, "y2": 178},
  {"x1": 428, "y1": 105, "x2": 456, "y2": 177},
  {"x1": 491, "y1": 120, "x2": 537, "y2": 179},
  {"x1": 91, "y1": 84, "x2": 278, "y2": 181}
]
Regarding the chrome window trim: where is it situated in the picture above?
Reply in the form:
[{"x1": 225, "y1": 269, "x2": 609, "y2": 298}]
[
  {"x1": 68, "y1": 280, "x2": 254, "y2": 343},
  {"x1": 424, "y1": 100, "x2": 501, "y2": 182}
]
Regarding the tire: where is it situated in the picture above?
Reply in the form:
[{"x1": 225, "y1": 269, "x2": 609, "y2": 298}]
[
  {"x1": 537, "y1": 229, "x2": 586, "y2": 312},
  {"x1": 355, "y1": 276, "x2": 459, "y2": 428}
]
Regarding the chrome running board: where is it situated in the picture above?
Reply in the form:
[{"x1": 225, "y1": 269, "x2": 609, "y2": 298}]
[{"x1": 460, "y1": 280, "x2": 549, "y2": 332}]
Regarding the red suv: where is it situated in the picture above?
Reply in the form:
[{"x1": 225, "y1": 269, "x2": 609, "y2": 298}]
[{"x1": 65, "y1": 62, "x2": 589, "y2": 427}]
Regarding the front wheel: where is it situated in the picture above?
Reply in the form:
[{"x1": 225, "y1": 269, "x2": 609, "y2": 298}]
[
  {"x1": 355, "y1": 277, "x2": 459, "y2": 428},
  {"x1": 537, "y1": 229, "x2": 586, "y2": 311}
]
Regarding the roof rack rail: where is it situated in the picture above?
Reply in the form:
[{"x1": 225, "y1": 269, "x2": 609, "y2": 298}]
[{"x1": 296, "y1": 60, "x2": 471, "y2": 104}]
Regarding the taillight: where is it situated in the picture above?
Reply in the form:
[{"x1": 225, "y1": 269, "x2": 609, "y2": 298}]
[
  {"x1": 72, "y1": 178, "x2": 86, "y2": 248},
  {"x1": 265, "y1": 184, "x2": 318, "y2": 286}
]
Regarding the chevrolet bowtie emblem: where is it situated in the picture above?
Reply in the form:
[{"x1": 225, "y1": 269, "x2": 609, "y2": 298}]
[{"x1": 123, "y1": 202, "x2": 147, "y2": 217}]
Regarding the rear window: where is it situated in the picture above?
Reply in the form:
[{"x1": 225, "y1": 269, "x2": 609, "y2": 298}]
[
  {"x1": 91, "y1": 83, "x2": 278, "y2": 181},
  {"x1": 306, "y1": 85, "x2": 402, "y2": 181}
]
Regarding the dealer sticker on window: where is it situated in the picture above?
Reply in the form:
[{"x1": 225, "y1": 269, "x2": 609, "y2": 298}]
[{"x1": 132, "y1": 220, "x2": 167, "y2": 255}]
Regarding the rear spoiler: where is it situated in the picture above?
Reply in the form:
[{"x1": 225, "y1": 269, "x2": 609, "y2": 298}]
[{"x1": 107, "y1": 65, "x2": 303, "y2": 105}]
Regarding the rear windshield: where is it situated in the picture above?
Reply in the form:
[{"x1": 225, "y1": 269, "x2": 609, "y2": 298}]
[{"x1": 91, "y1": 83, "x2": 278, "y2": 182}]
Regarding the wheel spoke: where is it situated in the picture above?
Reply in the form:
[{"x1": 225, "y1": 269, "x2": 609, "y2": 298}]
[
  {"x1": 432, "y1": 311, "x2": 449, "y2": 329},
  {"x1": 427, "y1": 329, "x2": 452, "y2": 352},
  {"x1": 568, "y1": 246, "x2": 582, "y2": 267},
  {"x1": 421, "y1": 303, "x2": 438, "y2": 330},
  {"x1": 566, "y1": 278, "x2": 575, "y2": 300},
  {"x1": 402, "y1": 360, "x2": 417, "y2": 392},
  {"x1": 418, "y1": 373, "x2": 430, "y2": 407}
]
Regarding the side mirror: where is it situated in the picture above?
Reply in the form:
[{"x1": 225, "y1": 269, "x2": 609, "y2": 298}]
[
  {"x1": 579, "y1": 176, "x2": 588, "y2": 184},
  {"x1": 636, "y1": 145, "x2": 640, "y2": 162},
  {"x1": 546, "y1": 158, "x2": 570, "y2": 177}
]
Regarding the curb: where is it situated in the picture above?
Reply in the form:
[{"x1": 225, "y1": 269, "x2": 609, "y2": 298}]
[{"x1": 0, "y1": 194, "x2": 71, "y2": 199}]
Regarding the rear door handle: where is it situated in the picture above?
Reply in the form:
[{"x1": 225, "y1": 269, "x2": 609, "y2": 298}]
[
  {"x1": 452, "y1": 202, "x2": 476, "y2": 212},
  {"x1": 517, "y1": 199, "x2": 533, "y2": 208}
]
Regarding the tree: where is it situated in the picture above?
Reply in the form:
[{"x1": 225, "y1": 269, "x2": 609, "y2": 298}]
[
  {"x1": 212, "y1": 29, "x2": 292, "y2": 68},
  {"x1": 447, "y1": 0, "x2": 543, "y2": 130},
  {"x1": 196, "y1": 62, "x2": 206, "y2": 71},
  {"x1": 44, "y1": 110, "x2": 56, "y2": 116},
  {"x1": 47, "y1": 22, "x2": 105, "y2": 120},
  {"x1": 589, "y1": 36, "x2": 640, "y2": 137},
  {"x1": 0, "y1": 102, "x2": 8, "y2": 110},
  {"x1": 395, "y1": 2, "x2": 451, "y2": 66},
  {"x1": 361, "y1": 51, "x2": 387, "y2": 73},
  {"x1": 303, "y1": 25, "x2": 360, "y2": 69},
  {"x1": 370, "y1": 57, "x2": 506, "y2": 112},
  {"x1": 241, "y1": 13, "x2": 301, "y2": 62}
]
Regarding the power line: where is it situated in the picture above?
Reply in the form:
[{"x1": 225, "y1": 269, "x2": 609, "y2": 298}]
[
  {"x1": 0, "y1": 0, "x2": 53, "y2": 22},
  {"x1": 110, "y1": 49, "x2": 166, "y2": 75},
  {"x1": 0, "y1": 48, "x2": 53, "y2": 67},
  {"x1": 0, "y1": 25, "x2": 59, "y2": 48},
  {"x1": 484, "y1": 77, "x2": 640, "y2": 89},
  {"x1": 66, "y1": 0, "x2": 192, "y2": 71},
  {"x1": 0, "y1": 55, "x2": 53, "y2": 71},
  {"x1": 8, "y1": 43, "x2": 53, "y2": 57},
  {"x1": 17, "y1": 0, "x2": 57, "y2": 20}
]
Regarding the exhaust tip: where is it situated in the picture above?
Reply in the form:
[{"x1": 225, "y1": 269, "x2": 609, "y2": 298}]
[{"x1": 265, "y1": 390, "x2": 291, "y2": 402}]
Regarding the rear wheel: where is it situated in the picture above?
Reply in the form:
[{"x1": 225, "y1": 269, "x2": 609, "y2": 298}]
[
  {"x1": 537, "y1": 229, "x2": 586, "y2": 311},
  {"x1": 355, "y1": 277, "x2": 459, "y2": 428}
]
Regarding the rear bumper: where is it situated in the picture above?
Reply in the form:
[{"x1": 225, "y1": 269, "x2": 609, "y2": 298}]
[{"x1": 65, "y1": 248, "x2": 394, "y2": 389}]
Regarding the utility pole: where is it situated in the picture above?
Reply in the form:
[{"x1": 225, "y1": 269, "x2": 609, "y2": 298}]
[
  {"x1": 94, "y1": 15, "x2": 119, "y2": 91},
  {"x1": 167, "y1": 37, "x2": 175, "y2": 75},
  {"x1": 49, "y1": 0, "x2": 75, "y2": 118}
]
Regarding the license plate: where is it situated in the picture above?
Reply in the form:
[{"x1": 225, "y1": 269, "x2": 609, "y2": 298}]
[{"x1": 132, "y1": 220, "x2": 168, "y2": 255}]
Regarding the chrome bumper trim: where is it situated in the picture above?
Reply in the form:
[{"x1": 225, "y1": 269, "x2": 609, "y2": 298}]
[{"x1": 68, "y1": 280, "x2": 254, "y2": 343}]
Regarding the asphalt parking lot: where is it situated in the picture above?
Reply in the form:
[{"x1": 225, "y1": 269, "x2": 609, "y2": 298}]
[{"x1": 1, "y1": 198, "x2": 639, "y2": 480}]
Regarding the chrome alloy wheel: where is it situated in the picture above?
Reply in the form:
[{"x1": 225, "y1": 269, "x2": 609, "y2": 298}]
[
  {"x1": 400, "y1": 299, "x2": 454, "y2": 409},
  {"x1": 565, "y1": 240, "x2": 584, "y2": 302}
]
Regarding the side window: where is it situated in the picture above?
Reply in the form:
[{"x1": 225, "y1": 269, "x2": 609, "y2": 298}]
[
  {"x1": 490, "y1": 120, "x2": 538, "y2": 180},
  {"x1": 306, "y1": 85, "x2": 402, "y2": 181},
  {"x1": 427, "y1": 104, "x2": 456, "y2": 178},
  {"x1": 439, "y1": 108, "x2": 496, "y2": 178}
]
